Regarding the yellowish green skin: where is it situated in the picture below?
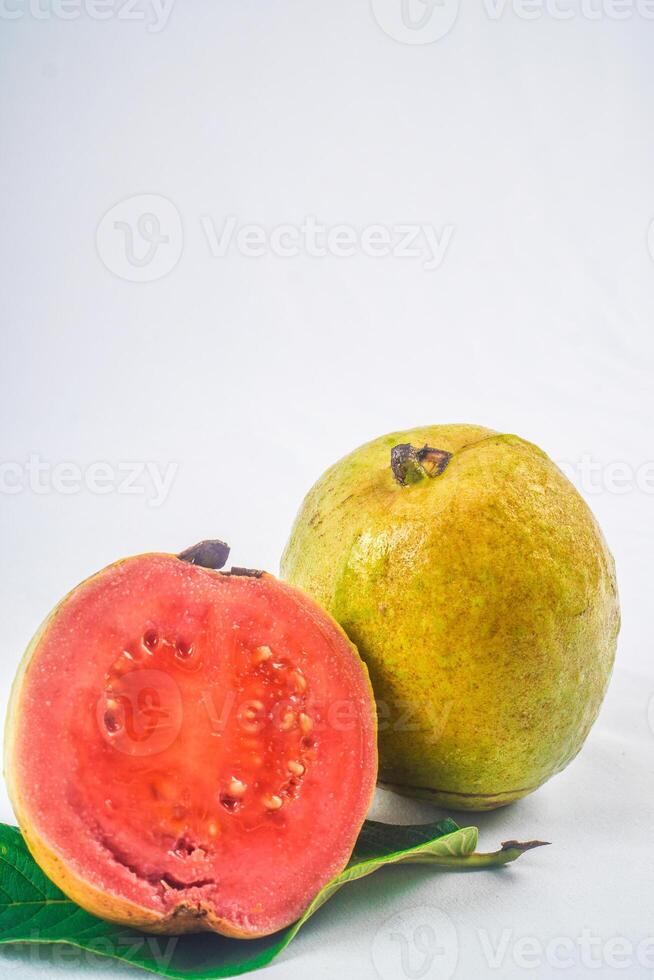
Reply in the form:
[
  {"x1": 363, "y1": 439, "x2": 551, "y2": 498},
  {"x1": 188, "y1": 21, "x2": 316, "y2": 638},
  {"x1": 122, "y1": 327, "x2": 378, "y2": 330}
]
[{"x1": 281, "y1": 425, "x2": 620, "y2": 810}]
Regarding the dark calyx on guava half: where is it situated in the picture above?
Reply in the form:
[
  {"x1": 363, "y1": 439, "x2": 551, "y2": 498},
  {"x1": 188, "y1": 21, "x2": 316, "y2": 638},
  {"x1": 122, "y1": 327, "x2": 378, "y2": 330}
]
[{"x1": 5, "y1": 542, "x2": 377, "y2": 938}]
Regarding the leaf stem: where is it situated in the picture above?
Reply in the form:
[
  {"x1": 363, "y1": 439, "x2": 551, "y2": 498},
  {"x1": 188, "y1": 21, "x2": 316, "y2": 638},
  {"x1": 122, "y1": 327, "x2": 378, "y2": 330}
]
[{"x1": 400, "y1": 840, "x2": 550, "y2": 870}]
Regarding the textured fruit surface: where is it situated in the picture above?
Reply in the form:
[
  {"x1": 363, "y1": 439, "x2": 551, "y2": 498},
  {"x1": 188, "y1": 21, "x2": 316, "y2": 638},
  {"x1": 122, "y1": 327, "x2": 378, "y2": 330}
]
[
  {"x1": 5, "y1": 554, "x2": 377, "y2": 936},
  {"x1": 281, "y1": 425, "x2": 620, "y2": 810}
]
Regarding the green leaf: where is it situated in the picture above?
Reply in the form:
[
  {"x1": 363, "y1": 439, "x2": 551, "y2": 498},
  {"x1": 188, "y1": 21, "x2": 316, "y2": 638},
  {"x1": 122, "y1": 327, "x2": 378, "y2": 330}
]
[{"x1": 0, "y1": 821, "x2": 546, "y2": 979}]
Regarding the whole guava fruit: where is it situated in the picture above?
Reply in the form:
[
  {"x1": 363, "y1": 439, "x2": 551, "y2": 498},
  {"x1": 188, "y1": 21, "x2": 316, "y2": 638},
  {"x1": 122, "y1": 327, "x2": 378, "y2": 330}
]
[
  {"x1": 4, "y1": 541, "x2": 377, "y2": 936},
  {"x1": 281, "y1": 425, "x2": 620, "y2": 810}
]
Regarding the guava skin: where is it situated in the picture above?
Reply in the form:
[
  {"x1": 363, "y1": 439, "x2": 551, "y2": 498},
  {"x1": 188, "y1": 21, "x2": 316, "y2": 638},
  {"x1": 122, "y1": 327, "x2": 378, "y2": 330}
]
[{"x1": 281, "y1": 425, "x2": 620, "y2": 810}]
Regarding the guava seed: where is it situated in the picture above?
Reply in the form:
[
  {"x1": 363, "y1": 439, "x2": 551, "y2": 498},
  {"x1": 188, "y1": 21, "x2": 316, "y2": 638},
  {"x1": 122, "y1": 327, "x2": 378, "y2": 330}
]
[
  {"x1": 252, "y1": 645, "x2": 272, "y2": 665},
  {"x1": 289, "y1": 670, "x2": 307, "y2": 693},
  {"x1": 175, "y1": 639, "x2": 194, "y2": 660},
  {"x1": 150, "y1": 775, "x2": 177, "y2": 801},
  {"x1": 103, "y1": 712, "x2": 121, "y2": 733},
  {"x1": 279, "y1": 710, "x2": 295, "y2": 731},
  {"x1": 143, "y1": 629, "x2": 159, "y2": 650},
  {"x1": 220, "y1": 794, "x2": 241, "y2": 812}
]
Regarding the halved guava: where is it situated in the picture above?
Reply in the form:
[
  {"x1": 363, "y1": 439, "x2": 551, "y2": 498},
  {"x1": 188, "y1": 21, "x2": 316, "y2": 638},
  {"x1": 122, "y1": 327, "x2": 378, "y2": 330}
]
[{"x1": 4, "y1": 543, "x2": 377, "y2": 938}]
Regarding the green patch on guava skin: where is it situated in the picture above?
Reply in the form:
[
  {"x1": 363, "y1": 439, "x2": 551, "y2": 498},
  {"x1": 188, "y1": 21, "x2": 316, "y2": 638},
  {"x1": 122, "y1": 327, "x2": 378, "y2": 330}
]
[{"x1": 281, "y1": 424, "x2": 620, "y2": 810}]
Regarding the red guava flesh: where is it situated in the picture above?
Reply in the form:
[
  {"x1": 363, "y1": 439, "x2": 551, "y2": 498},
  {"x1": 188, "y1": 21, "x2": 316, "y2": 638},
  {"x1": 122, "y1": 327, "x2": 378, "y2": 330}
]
[{"x1": 5, "y1": 553, "x2": 377, "y2": 937}]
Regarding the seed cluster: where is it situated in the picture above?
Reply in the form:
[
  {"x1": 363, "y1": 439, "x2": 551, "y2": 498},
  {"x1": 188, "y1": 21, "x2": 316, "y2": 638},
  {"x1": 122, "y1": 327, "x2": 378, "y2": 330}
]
[
  {"x1": 95, "y1": 631, "x2": 316, "y2": 850},
  {"x1": 218, "y1": 645, "x2": 316, "y2": 818}
]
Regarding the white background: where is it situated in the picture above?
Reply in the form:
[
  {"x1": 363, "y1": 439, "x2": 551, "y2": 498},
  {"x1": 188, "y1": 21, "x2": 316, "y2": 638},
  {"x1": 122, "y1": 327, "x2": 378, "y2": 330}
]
[{"x1": 1, "y1": 2, "x2": 653, "y2": 978}]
